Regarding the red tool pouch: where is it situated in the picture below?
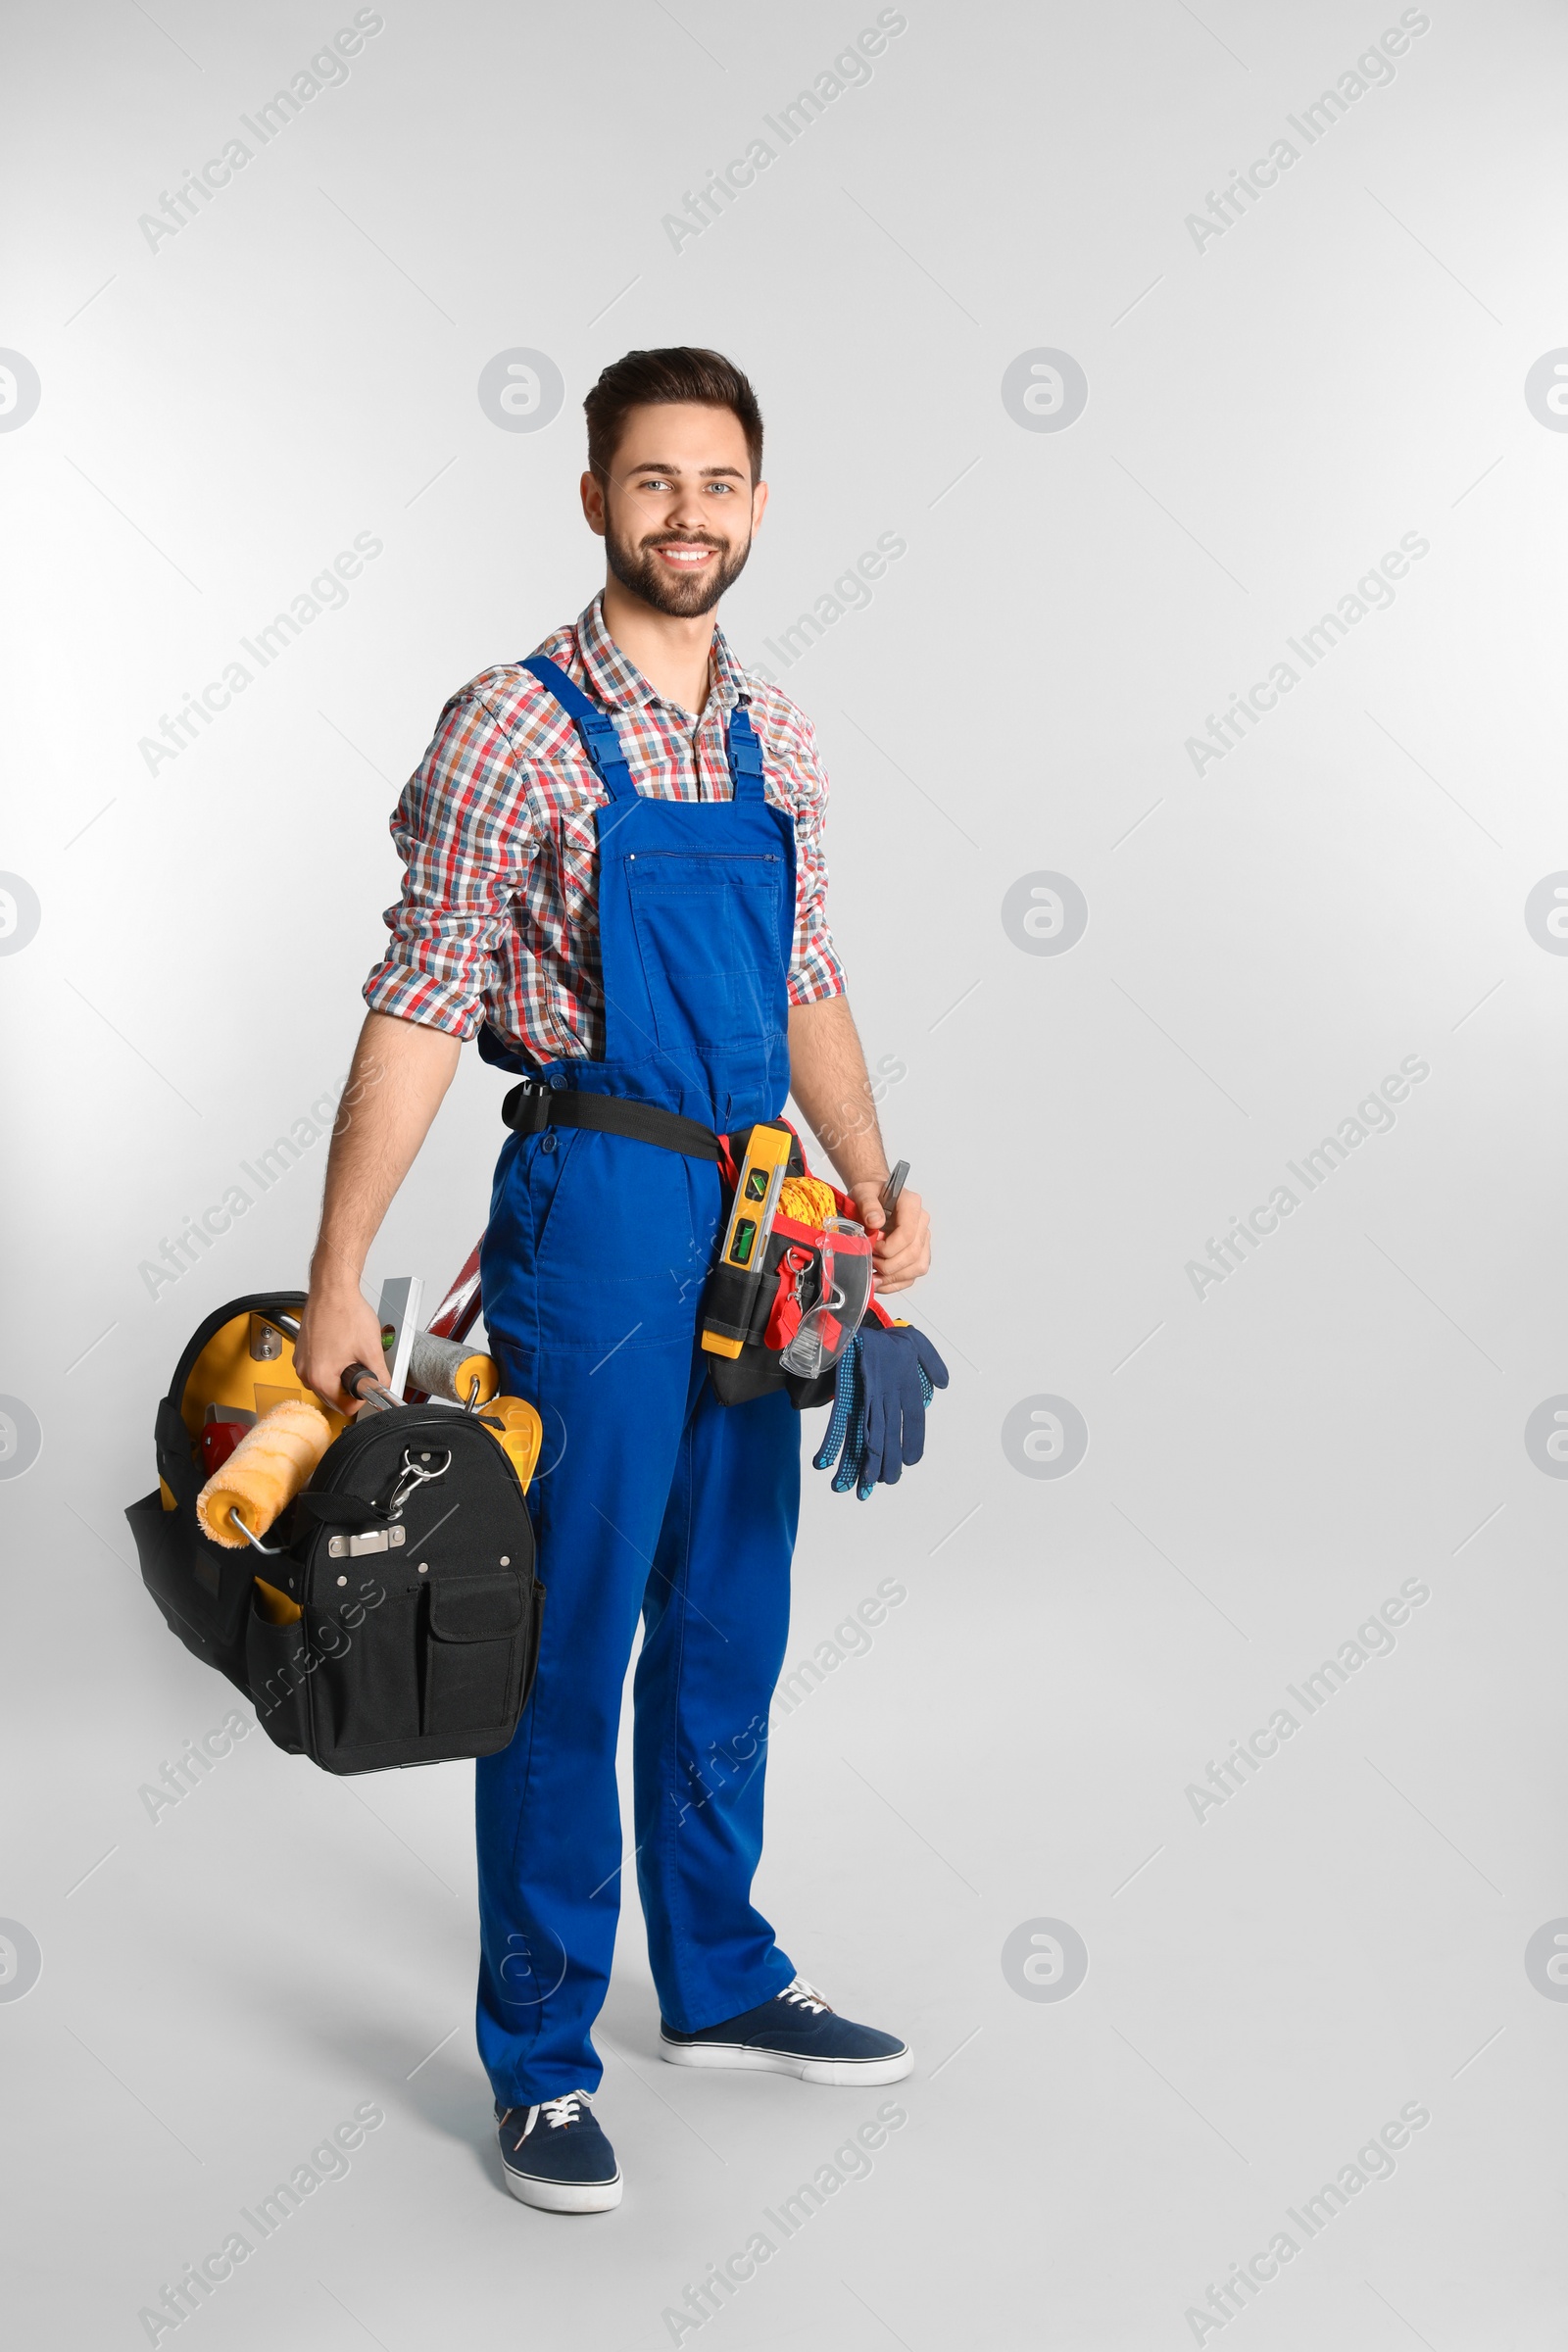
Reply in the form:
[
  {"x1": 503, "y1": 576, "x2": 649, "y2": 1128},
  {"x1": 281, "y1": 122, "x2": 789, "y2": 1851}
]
[
  {"x1": 705, "y1": 1124, "x2": 890, "y2": 1409},
  {"x1": 763, "y1": 1246, "x2": 815, "y2": 1352}
]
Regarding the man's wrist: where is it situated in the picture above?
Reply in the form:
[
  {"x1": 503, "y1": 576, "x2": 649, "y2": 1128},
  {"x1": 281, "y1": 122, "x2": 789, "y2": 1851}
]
[
  {"x1": 816, "y1": 1119, "x2": 889, "y2": 1193},
  {"x1": 308, "y1": 1242, "x2": 369, "y2": 1299}
]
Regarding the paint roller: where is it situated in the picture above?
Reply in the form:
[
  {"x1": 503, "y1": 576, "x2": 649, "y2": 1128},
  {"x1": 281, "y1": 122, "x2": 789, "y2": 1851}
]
[
  {"x1": 408, "y1": 1330, "x2": 500, "y2": 1408},
  {"x1": 338, "y1": 1329, "x2": 500, "y2": 1416},
  {"x1": 195, "y1": 1398, "x2": 334, "y2": 1548},
  {"x1": 373, "y1": 1275, "x2": 498, "y2": 1408},
  {"x1": 305, "y1": 1284, "x2": 522, "y2": 1477},
  {"x1": 255, "y1": 1288, "x2": 499, "y2": 1422}
]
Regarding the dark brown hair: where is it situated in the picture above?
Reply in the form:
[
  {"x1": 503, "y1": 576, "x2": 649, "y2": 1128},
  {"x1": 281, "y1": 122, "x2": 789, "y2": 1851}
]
[{"x1": 583, "y1": 347, "x2": 763, "y2": 485}]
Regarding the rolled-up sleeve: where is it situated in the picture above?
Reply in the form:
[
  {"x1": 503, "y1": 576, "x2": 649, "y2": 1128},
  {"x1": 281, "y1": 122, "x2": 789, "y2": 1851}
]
[
  {"x1": 362, "y1": 690, "x2": 536, "y2": 1040},
  {"x1": 778, "y1": 711, "x2": 846, "y2": 1007}
]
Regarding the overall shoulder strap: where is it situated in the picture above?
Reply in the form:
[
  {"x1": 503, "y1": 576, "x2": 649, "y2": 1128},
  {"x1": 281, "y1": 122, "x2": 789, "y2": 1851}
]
[
  {"x1": 521, "y1": 655, "x2": 635, "y2": 802},
  {"x1": 725, "y1": 700, "x2": 766, "y2": 803}
]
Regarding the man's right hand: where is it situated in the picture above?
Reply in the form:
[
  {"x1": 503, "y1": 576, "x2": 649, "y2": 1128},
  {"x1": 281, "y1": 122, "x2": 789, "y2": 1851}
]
[{"x1": 294, "y1": 1284, "x2": 391, "y2": 1413}]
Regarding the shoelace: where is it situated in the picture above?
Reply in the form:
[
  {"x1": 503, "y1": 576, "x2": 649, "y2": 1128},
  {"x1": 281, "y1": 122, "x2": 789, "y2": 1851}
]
[
  {"x1": 500, "y1": 2090, "x2": 592, "y2": 2139},
  {"x1": 777, "y1": 1976, "x2": 830, "y2": 2015}
]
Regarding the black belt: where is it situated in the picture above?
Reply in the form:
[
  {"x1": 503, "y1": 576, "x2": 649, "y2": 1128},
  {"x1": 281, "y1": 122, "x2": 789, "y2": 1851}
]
[{"x1": 501, "y1": 1078, "x2": 721, "y2": 1161}]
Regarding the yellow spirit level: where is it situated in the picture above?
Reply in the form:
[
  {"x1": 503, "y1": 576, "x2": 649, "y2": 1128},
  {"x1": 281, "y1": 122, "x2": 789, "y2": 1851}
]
[{"x1": 700, "y1": 1122, "x2": 794, "y2": 1358}]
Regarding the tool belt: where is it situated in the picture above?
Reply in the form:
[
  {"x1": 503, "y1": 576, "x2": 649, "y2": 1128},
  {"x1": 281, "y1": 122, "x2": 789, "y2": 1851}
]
[
  {"x1": 493, "y1": 1075, "x2": 885, "y2": 1411},
  {"x1": 704, "y1": 1124, "x2": 884, "y2": 1409},
  {"x1": 126, "y1": 1293, "x2": 543, "y2": 1777}
]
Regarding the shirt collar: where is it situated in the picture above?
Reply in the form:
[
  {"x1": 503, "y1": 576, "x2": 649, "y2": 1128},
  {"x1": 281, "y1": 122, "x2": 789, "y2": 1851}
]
[{"x1": 576, "y1": 590, "x2": 747, "y2": 719}]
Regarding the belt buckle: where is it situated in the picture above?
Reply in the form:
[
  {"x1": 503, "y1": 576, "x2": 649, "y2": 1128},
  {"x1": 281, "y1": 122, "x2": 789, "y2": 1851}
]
[{"x1": 505, "y1": 1078, "x2": 551, "y2": 1136}]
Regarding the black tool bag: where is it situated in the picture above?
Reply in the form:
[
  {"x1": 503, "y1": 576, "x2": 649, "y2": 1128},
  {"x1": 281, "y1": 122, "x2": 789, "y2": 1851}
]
[{"x1": 126, "y1": 1291, "x2": 543, "y2": 1776}]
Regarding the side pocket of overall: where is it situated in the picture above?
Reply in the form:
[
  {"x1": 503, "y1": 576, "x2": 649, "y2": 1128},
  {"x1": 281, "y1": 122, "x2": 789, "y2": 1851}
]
[{"x1": 525, "y1": 1123, "x2": 584, "y2": 1269}]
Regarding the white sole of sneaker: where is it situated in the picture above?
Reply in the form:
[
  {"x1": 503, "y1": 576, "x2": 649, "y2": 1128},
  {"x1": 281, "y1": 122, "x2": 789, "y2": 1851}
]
[
  {"x1": 503, "y1": 2166, "x2": 623, "y2": 2213},
  {"x1": 659, "y1": 2037, "x2": 913, "y2": 2086}
]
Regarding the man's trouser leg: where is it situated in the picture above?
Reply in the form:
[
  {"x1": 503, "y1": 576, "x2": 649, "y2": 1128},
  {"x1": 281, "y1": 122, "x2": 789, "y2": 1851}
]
[
  {"x1": 474, "y1": 1329, "x2": 799, "y2": 2103},
  {"x1": 633, "y1": 1366, "x2": 800, "y2": 2033}
]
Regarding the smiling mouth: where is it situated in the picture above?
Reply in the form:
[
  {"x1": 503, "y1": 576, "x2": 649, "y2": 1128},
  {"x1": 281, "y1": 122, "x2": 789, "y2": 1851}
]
[{"x1": 652, "y1": 541, "x2": 719, "y2": 566}]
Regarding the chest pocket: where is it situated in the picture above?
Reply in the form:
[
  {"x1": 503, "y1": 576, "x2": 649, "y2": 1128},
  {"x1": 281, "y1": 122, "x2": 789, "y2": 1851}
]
[{"x1": 626, "y1": 852, "x2": 786, "y2": 1054}]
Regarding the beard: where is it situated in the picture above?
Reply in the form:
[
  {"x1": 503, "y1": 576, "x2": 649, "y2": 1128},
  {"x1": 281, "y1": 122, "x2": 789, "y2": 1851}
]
[{"x1": 604, "y1": 520, "x2": 753, "y2": 618}]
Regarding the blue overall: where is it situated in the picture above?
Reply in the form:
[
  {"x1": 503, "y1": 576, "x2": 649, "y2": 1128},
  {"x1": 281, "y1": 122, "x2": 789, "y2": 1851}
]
[{"x1": 475, "y1": 657, "x2": 801, "y2": 2102}]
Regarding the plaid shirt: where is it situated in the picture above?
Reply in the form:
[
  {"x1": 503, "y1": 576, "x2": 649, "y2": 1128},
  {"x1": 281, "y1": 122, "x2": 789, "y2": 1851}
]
[{"x1": 363, "y1": 594, "x2": 845, "y2": 1061}]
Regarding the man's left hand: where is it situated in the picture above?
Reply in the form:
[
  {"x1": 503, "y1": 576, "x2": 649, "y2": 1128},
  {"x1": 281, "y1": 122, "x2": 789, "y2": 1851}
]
[{"x1": 848, "y1": 1182, "x2": 930, "y2": 1296}]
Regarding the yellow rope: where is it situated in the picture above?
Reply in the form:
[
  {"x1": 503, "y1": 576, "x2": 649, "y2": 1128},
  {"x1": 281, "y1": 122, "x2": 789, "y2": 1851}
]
[{"x1": 778, "y1": 1175, "x2": 838, "y2": 1227}]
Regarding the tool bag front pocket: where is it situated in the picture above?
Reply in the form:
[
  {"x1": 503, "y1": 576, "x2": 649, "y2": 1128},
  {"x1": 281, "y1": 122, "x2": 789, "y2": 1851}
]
[
  {"x1": 318, "y1": 1587, "x2": 423, "y2": 1753},
  {"x1": 423, "y1": 1572, "x2": 528, "y2": 1736},
  {"x1": 129, "y1": 1487, "x2": 259, "y2": 1693},
  {"x1": 291, "y1": 1405, "x2": 542, "y2": 1774},
  {"x1": 245, "y1": 1599, "x2": 310, "y2": 1754}
]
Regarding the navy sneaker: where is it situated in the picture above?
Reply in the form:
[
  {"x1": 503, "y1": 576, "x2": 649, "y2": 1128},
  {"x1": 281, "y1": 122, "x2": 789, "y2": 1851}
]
[
  {"x1": 660, "y1": 1976, "x2": 913, "y2": 2085},
  {"x1": 496, "y1": 2091, "x2": 622, "y2": 2212}
]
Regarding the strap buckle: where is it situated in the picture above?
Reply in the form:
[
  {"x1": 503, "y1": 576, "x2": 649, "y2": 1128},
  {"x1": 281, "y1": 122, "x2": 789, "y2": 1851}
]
[
  {"x1": 578, "y1": 712, "x2": 628, "y2": 779},
  {"x1": 501, "y1": 1080, "x2": 552, "y2": 1136},
  {"x1": 727, "y1": 710, "x2": 764, "y2": 779}
]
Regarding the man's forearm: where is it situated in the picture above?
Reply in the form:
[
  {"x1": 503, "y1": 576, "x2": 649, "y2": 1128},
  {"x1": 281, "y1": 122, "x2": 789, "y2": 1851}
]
[
  {"x1": 788, "y1": 993, "x2": 928, "y2": 1290},
  {"x1": 310, "y1": 1010, "x2": 461, "y2": 1296},
  {"x1": 787, "y1": 995, "x2": 889, "y2": 1191}
]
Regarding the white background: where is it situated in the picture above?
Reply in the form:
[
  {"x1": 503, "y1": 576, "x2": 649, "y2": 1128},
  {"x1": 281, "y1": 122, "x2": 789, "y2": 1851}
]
[{"x1": 3, "y1": 0, "x2": 1567, "y2": 2344}]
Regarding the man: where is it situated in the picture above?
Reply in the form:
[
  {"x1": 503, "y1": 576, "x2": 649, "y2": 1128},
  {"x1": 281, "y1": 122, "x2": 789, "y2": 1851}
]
[{"x1": 296, "y1": 347, "x2": 933, "y2": 2214}]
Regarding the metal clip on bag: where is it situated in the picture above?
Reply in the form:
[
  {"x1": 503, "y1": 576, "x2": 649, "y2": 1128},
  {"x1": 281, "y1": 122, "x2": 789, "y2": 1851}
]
[
  {"x1": 126, "y1": 1293, "x2": 544, "y2": 1776},
  {"x1": 700, "y1": 1127, "x2": 877, "y2": 1409}
]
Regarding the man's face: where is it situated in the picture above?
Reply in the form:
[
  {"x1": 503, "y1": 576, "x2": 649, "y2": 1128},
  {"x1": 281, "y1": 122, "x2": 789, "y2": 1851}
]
[{"x1": 584, "y1": 402, "x2": 767, "y2": 618}]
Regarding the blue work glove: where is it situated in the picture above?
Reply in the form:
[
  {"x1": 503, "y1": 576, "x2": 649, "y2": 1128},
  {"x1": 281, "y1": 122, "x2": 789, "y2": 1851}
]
[{"x1": 811, "y1": 1324, "x2": 950, "y2": 1500}]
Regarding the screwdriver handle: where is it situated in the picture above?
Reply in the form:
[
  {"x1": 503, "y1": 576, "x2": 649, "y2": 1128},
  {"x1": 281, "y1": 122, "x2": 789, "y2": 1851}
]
[{"x1": 342, "y1": 1362, "x2": 401, "y2": 1411}]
